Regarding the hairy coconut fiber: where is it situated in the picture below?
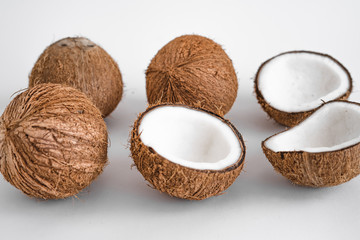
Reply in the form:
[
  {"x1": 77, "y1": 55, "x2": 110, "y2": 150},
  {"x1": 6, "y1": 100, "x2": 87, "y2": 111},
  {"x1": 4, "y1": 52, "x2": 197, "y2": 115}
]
[
  {"x1": 262, "y1": 142, "x2": 360, "y2": 187},
  {"x1": 262, "y1": 135, "x2": 360, "y2": 188},
  {"x1": 146, "y1": 35, "x2": 238, "y2": 116},
  {"x1": 130, "y1": 104, "x2": 245, "y2": 200},
  {"x1": 254, "y1": 51, "x2": 352, "y2": 127},
  {"x1": 0, "y1": 84, "x2": 108, "y2": 199},
  {"x1": 29, "y1": 37, "x2": 123, "y2": 117}
]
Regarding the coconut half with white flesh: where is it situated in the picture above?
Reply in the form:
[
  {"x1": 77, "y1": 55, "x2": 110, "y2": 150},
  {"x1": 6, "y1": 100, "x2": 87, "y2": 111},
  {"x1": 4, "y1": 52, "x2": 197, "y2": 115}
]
[
  {"x1": 255, "y1": 51, "x2": 352, "y2": 127},
  {"x1": 262, "y1": 101, "x2": 360, "y2": 187},
  {"x1": 130, "y1": 104, "x2": 245, "y2": 200}
]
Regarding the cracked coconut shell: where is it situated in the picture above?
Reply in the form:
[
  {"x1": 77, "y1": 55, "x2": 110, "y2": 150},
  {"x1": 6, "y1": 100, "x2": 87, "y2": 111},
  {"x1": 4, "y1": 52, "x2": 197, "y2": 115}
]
[
  {"x1": 130, "y1": 104, "x2": 245, "y2": 200},
  {"x1": 29, "y1": 37, "x2": 123, "y2": 117},
  {"x1": 146, "y1": 35, "x2": 238, "y2": 116},
  {"x1": 262, "y1": 101, "x2": 360, "y2": 187},
  {"x1": 254, "y1": 51, "x2": 352, "y2": 127},
  {"x1": 0, "y1": 84, "x2": 108, "y2": 199}
]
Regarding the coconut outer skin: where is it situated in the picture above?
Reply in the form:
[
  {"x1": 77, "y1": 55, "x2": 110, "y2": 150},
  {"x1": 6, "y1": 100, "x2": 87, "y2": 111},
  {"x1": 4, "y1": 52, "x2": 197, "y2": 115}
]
[
  {"x1": 146, "y1": 35, "x2": 238, "y2": 116},
  {"x1": 29, "y1": 37, "x2": 123, "y2": 117},
  {"x1": 262, "y1": 135, "x2": 360, "y2": 187},
  {"x1": 130, "y1": 104, "x2": 245, "y2": 200},
  {"x1": 0, "y1": 84, "x2": 108, "y2": 199},
  {"x1": 254, "y1": 50, "x2": 352, "y2": 127}
]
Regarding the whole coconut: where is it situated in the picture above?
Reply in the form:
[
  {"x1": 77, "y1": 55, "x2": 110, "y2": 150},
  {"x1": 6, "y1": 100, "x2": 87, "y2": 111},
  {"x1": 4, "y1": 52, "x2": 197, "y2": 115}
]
[
  {"x1": 29, "y1": 37, "x2": 123, "y2": 117},
  {"x1": 146, "y1": 35, "x2": 238, "y2": 115},
  {"x1": 0, "y1": 84, "x2": 108, "y2": 199}
]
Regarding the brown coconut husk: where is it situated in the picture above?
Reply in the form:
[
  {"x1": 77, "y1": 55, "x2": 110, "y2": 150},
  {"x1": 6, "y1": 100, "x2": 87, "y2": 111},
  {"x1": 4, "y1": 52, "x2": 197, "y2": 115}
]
[
  {"x1": 0, "y1": 84, "x2": 108, "y2": 199},
  {"x1": 254, "y1": 50, "x2": 352, "y2": 127},
  {"x1": 130, "y1": 103, "x2": 245, "y2": 200},
  {"x1": 146, "y1": 35, "x2": 238, "y2": 116},
  {"x1": 263, "y1": 141, "x2": 360, "y2": 187},
  {"x1": 262, "y1": 100, "x2": 360, "y2": 187},
  {"x1": 29, "y1": 37, "x2": 123, "y2": 117}
]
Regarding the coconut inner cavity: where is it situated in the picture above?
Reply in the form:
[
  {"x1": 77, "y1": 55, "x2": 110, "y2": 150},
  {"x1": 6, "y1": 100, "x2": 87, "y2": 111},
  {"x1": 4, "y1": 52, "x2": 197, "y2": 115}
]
[
  {"x1": 139, "y1": 106, "x2": 241, "y2": 170},
  {"x1": 258, "y1": 52, "x2": 350, "y2": 112},
  {"x1": 265, "y1": 101, "x2": 360, "y2": 152}
]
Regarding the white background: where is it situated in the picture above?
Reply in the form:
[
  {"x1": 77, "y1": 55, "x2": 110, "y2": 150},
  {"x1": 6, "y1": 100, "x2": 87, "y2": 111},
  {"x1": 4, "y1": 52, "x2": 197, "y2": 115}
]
[{"x1": 1, "y1": 0, "x2": 360, "y2": 239}]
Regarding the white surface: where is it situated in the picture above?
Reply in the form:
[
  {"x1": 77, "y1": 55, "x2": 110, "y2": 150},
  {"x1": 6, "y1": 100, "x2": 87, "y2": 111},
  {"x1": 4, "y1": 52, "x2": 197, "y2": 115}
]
[
  {"x1": 265, "y1": 101, "x2": 360, "y2": 152},
  {"x1": 0, "y1": 1, "x2": 360, "y2": 240},
  {"x1": 258, "y1": 52, "x2": 350, "y2": 112},
  {"x1": 139, "y1": 105, "x2": 241, "y2": 170}
]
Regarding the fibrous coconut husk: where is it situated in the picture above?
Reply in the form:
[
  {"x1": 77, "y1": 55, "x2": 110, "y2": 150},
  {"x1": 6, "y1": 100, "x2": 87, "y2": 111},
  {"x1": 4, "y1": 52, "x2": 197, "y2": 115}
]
[
  {"x1": 130, "y1": 104, "x2": 245, "y2": 200},
  {"x1": 254, "y1": 51, "x2": 352, "y2": 127},
  {"x1": 0, "y1": 84, "x2": 108, "y2": 199},
  {"x1": 29, "y1": 37, "x2": 123, "y2": 117},
  {"x1": 262, "y1": 141, "x2": 360, "y2": 187},
  {"x1": 262, "y1": 100, "x2": 360, "y2": 187},
  {"x1": 146, "y1": 35, "x2": 238, "y2": 116}
]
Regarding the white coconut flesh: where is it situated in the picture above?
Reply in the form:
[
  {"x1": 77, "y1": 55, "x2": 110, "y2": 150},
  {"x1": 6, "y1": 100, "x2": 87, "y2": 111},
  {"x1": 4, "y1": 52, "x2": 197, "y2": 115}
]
[
  {"x1": 258, "y1": 52, "x2": 350, "y2": 112},
  {"x1": 264, "y1": 101, "x2": 360, "y2": 153},
  {"x1": 139, "y1": 106, "x2": 242, "y2": 170}
]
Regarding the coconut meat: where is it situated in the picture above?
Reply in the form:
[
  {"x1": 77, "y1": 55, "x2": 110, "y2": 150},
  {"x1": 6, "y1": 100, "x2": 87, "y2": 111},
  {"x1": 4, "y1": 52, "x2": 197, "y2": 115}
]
[
  {"x1": 258, "y1": 52, "x2": 350, "y2": 112},
  {"x1": 139, "y1": 106, "x2": 241, "y2": 170},
  {"x1": 264, "y1": 101, "x2": 360, "y2": 152}
]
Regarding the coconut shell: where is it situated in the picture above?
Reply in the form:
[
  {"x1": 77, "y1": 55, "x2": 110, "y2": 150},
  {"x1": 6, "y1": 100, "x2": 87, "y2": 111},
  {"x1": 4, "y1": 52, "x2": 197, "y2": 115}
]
[
  {"x1": 262, "y1": 132, "x2": 360, "y2": 187},
  {"x1": 146, "y1": 35, "x2": 238, "y2": 116},
  {"x1": 29, "y1": 37, "x2": 123, "y2": 117},
  {"x1": 130, "y1": 104, "x2": 245, "y2": 200},
  {"x1": 0, "y1": 84, "x2": 108, "y2": 199},
  {"x1": 254, "y1": 51, "x2": 352, "y2": 127}
]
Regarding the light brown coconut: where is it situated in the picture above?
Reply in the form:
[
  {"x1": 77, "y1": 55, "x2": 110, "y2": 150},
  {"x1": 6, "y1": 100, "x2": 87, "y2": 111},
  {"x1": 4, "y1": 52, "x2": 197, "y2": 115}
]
[
  {"x1": 146, "y1": 35, "x2": 238, "y2": 116},
  {"x1": 29, "y1": 37, "x2": 123, "y2": 117},
  {"x1": 130, "y1": 104, "x2": 245, "y2": 200},
  {"x1": 263, "y1": 143, "x2": 360, "y2": 187},
  {"x1": 254, "y1": 51, "x2": 352, "y2": 127},
  {"x1": 0, "y1": 84, "x2": 108, "y2": 199},
  {"x1": 262, "y1": 101, "x2": 360, "y2": 187}
]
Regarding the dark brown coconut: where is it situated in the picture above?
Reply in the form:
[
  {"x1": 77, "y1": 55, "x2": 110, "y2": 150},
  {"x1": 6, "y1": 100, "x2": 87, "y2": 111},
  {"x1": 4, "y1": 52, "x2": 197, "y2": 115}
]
[
  {"x1": 262, "y1": 101, "x2": 360, "y2": 187},
  {"x1": 29, "y1": 37, "x2": 123, "y2": 117},
  {"x1": 254, "y1": 51, "x2": 352, "y2": 127},
  {"x1": 130, "y1": 104, "x2": 245, "y2": 200},
  {"x1": 0, "y1": 84, "x2": 108, "y2": 199},
  {"x1": 146, "y1": 35, "x2": 238, "y2": 116}
]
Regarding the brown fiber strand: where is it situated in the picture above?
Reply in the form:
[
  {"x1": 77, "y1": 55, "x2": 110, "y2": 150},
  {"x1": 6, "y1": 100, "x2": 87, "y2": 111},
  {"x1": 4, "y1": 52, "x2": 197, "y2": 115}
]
[
  {"x1": 262, "y1": 101, "x2": 360, "y2": 187},
  {"x1": 29, "y1": 37, "x2": 123, "y2": 117},
  {"x1": 254, "y1": 50, "x2": 352, "y2": 127},
  {"x1": 0, "y1": 84, "x2": 108, "y2": 199},
  {"x1": 130, "y1": 103, "x2": 246, "y2": 200},
  {"x1": 146, "y1": 35, "x2": 238, "y2": 116}
]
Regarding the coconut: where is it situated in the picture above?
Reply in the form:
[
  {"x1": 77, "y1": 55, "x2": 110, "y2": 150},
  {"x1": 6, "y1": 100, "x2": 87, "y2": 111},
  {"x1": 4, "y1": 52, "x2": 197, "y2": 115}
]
[
  {"x1": 0, "y1": 84, "x2": 108, "y2": 199},
  {"x1": 146, "y1": 35, "x2": 238, "y2": 116},
  {"x1": 255, "y1": 51, "x2": 352, "y2": 127},
  {"x1": 262, "y1": 101, "x2": 360, "y2": 187},
  {"x1": 29, "y1": 37, "x2": 123, "y2": 117},
  {"x1": 130, "y1": 104, "x2": 245, "y2": 200}
]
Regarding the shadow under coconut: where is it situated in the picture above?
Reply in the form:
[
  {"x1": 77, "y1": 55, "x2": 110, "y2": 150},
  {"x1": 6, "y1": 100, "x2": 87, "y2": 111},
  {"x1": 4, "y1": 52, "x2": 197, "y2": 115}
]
[{"x1": 221, "y1": 159, "x2": 343, "y2": 208}]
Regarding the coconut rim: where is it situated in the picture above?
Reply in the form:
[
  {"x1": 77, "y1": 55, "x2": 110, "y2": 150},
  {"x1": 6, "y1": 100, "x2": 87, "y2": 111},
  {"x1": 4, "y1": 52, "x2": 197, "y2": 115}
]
[
  {"x1": 133, "y1": 103, "x2": 246, "y2": 173},
  {"x1": 262, "y1": 100, "x2": 360, "y2": 154},
  {"x1": 254, "y1": 50, "x2": 353, "y2": 114}
]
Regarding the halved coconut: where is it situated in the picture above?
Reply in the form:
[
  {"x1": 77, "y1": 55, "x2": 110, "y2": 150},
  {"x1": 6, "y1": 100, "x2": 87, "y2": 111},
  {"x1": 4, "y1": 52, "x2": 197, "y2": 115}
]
[
  {"x1": 255, "y1": 51, "x2": 352, "y2": 127},
  {"x1": 130, "y1": 104, "x2": 245, "y2": 200},
  {"x1": 262, "y1": 100, "x2": 360, "y2": 187}
]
